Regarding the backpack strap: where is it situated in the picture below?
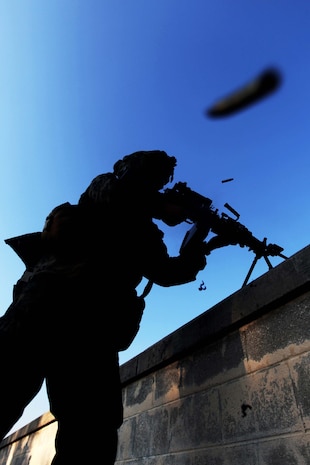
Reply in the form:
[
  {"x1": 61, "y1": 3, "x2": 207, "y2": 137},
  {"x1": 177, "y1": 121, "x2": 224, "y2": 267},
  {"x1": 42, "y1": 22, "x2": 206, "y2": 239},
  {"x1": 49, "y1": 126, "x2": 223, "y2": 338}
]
[{"x1": 139, "y1": 279, "x2": 153, "y2": 298}]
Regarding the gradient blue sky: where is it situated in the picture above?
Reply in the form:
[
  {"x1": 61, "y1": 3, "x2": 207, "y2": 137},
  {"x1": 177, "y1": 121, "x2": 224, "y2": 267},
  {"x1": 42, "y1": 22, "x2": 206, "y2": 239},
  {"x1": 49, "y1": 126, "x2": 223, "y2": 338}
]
[{"x1": 1, "y1": 1, "x2": 309, "y2": 434}]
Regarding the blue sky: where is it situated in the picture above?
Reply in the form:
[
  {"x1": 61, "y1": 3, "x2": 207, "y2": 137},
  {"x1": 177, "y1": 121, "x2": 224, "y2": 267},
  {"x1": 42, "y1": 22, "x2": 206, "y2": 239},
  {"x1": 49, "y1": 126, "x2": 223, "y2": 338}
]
[{"x1": 1, "y1": 1, "x2": 309, "y2": 434}]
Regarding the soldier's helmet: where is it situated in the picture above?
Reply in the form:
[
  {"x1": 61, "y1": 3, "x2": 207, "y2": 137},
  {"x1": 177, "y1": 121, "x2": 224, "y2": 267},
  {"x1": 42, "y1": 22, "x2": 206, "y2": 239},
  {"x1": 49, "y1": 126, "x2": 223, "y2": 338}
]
[{"x1": 113, "y1": 150, "x2": 177, "y2": 192}]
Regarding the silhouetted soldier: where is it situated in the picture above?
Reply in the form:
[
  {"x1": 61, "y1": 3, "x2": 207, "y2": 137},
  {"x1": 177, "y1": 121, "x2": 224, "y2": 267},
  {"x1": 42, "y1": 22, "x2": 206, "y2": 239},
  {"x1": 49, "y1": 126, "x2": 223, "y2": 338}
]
[{"x1": 0, "y1": 150, "x2": 206, "y2": 464}]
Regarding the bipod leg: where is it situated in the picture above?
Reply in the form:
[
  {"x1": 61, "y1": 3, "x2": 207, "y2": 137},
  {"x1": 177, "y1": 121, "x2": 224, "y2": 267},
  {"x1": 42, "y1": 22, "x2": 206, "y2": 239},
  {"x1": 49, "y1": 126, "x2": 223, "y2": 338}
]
[
  {"x1": 242, "y1": 255, "x2": 259, "y2": 288},
  {"x1": 264, "y1": 255, "x2": 273, "y2": 270}
]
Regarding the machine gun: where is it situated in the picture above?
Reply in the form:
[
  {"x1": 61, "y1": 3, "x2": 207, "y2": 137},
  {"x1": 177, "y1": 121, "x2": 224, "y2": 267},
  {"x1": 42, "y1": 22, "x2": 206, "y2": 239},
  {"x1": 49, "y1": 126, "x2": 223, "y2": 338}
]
[{"x1": 163, "y1": 182, "x2": 288, "y2": 287}]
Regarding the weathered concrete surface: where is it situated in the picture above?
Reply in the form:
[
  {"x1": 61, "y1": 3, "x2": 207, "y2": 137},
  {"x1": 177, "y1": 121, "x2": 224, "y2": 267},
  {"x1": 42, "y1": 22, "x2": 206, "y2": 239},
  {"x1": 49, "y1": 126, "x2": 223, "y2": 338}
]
[
  {"x1": 0, "y1": 412, "x2": 56, "y2": 465},
  {"x1": 0, "y1": 245, "x2": 309, "y2": 465}
]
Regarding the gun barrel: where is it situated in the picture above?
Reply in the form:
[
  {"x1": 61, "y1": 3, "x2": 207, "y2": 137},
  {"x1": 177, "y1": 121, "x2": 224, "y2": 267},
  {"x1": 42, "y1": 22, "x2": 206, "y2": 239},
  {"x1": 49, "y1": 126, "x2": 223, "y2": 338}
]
[{"x1": 208, "y1": 212, "x2": 285, "y2": 259}]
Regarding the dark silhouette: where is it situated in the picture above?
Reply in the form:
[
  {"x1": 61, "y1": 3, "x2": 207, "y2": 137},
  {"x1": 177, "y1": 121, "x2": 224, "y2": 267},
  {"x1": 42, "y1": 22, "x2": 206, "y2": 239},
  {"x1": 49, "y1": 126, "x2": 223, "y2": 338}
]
[{"x1": 0, "y1": 150, "x2": 206, "y2": 464}]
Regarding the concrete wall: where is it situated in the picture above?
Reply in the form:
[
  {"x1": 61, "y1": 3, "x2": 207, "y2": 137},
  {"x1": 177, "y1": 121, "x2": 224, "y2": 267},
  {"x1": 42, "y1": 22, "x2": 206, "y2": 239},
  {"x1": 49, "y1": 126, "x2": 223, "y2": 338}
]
[{"x1": 1, "y1": 245, "x2": 310, "y2": 465}]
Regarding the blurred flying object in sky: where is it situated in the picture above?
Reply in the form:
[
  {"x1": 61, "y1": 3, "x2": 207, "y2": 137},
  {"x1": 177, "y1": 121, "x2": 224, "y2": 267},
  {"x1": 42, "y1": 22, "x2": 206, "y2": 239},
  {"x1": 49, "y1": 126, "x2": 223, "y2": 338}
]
[{"x1": 207, "y1": 68, "x2": 282, "y2": 117}]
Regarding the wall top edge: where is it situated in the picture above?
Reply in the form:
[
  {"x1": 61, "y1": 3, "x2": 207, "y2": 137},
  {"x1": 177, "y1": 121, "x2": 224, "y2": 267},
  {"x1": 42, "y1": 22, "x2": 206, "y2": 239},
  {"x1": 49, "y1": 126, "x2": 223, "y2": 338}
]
[{"x1": 120, "y1": 244, "x2": 310, "y2": 383}]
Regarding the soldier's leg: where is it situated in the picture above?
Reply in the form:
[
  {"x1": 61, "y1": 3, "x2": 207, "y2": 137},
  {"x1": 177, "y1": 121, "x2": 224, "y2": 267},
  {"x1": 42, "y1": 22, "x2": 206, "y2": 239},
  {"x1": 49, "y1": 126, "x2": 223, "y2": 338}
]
[
  {"x1": 0, "y1": 272, "x2": 63, "y2": 440},
  {"x1": 0, "y1": 363, "x2": 44, "y2": 440},
  {"x1": 46, "y1": 342, "x2": 123, "y2": 465}
]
